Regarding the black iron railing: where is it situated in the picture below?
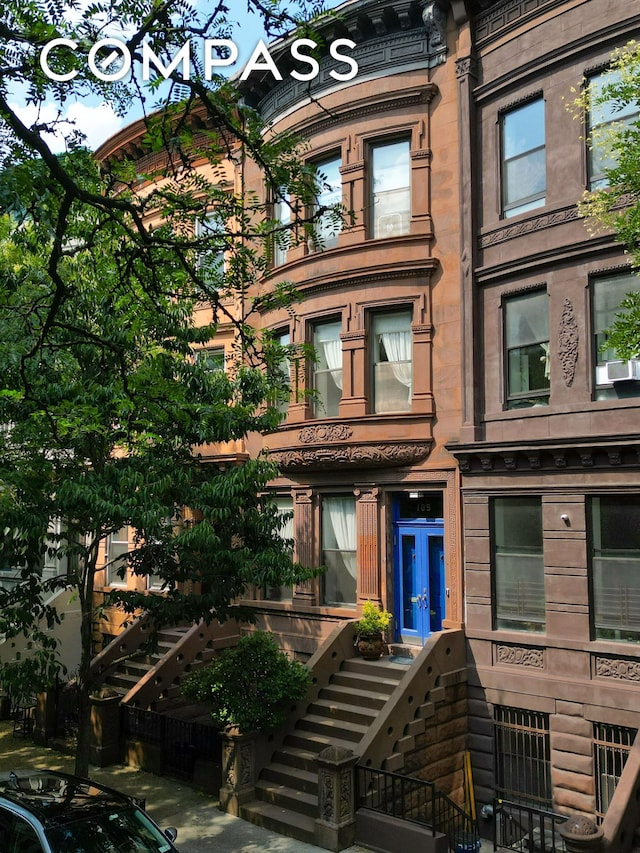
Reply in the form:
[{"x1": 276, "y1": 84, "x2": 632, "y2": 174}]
[
  {"x1": 121, "y1": 706, "x2": 221, "y2": 781},
  {"x1": 493, "y1": 798, "x2": 567, "y2": 852},
  {"x1": 356, "y1": 765, "x2": 479, "y2": 851}
]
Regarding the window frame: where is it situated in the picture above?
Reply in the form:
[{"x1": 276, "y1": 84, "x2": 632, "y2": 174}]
[
  {"x1": 587, "y1": 69, "x2": 640, "y2": 191},
  {"x1": 194, "y1": 212, "x2": 226, "y2": 287},
  {"x1": 492, "y1": 496, "x2": 545, "y2": 633},
  {"x1": 195, "y1": 347, "x2": 226, "y2": 373},
  {"x1": 310, "y1": 153, "x2": 342, "y2": 251},
  {"x1": 500, "y1": 97, "x2": 546, "y2": 219},
  {"x1": 592, "y1": 272, "x2": 640, "y2": 399},
  {"x1": 273, "y1": 188, "x2": 291, "y2": 267},
  {"x1": 321, "y1": 494, "x2": 357, "y2": 608},
  {"x1": 369, "y1": 136, "x2": 412, "y2": 239},
  {"x1": 589, "y1": 494, "x2": 640, "y2": 642},
  {"x1": 106, "y1": 526, "x2": 129, "y2": 588},
  {"x1": 370, "y1": 309, "x2": 413, "y2": 414},
  {"x1": 311, "y1": 317, "x2": 343, "y2": 419},
  {"x1": 503, "y1": 289, "x2": 550, "y2": 409},
  {"x1": 494, "y1": 706, "x2": 552, "y2": 808}
]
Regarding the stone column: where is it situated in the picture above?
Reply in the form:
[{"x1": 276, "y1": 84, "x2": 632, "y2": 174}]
[
  {"x1": 356, "y1": 487, "x2": 380, "y2": 605},
  {"x1": 219, "y1": 727, "x2": 257, "y2": 817},
  {"x1": 89, "y1": 693, "x2": 122, "y2": 767},
  {"x1": 315, "y1": 746, "x2": 359, "y2": 852},
  {"x1": 33, "y1": 690, "x2": 56, "y2": 746},
  {"x1": 293, "y1": 489, "x2": 317, "y2": 605}
]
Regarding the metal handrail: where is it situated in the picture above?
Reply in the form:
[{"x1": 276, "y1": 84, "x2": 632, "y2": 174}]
[{"x1": 356, "y1": 765, "x2": 479, "y2": 850}]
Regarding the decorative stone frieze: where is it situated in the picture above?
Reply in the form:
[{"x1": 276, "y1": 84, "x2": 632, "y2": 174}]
[
  {"x1": 495, "y1": 644, "x2": 545, "y2": 669},
  {"x1": 594, "y1": 656, "x2": 640, "y2": 682},
  {"x1": 479, "y1": 205, "x2": 580, "y2": 250},
  {"x1": 269, "y1": 441, "x2": 431, "y2": 471},
  {"x1": 558, "y1": 299, "x2": 579, "y2": 387},
  {"x1": 298, "y1": 424, "x2": 353, "y2": 444}
]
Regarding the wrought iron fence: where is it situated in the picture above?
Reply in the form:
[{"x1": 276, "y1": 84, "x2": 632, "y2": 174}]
[
  {"x1": 493, "y1": 798, "x2": 567, "y2": 852},
  {"x1": 121, "y1": 706, "x2": 221, "y2": 782},
  {"x1": 356, "y1": 765, "x2": 479, "y2": 851}
]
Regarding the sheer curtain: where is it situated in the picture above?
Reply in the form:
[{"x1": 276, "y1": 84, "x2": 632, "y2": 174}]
[
  {"x1": 380, "y1": 329, "x2": 412, "y2": 391},
  {"x1": 315, "y1": 321, "x2": 343, "y2": 390},
  {"x1": 325, "y1": 498, "x2": 356, "y2": 579}
]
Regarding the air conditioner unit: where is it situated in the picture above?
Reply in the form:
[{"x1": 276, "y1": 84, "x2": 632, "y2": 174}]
[{"x1": 598, "y1": 358, "x2": 640, "y2": 383}]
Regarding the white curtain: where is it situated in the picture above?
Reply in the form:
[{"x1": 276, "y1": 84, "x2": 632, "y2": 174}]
[
  {"x1": 380, "y1": 330, "x2": 412, "y2": 389},
  {"x1": 322, "y1": 339, "x2": 343, "y2": 390},
  {"x1": 325, "y1": 498, "x2": 356, "y2": 579}
]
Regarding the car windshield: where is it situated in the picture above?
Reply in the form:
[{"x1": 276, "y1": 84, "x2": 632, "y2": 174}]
[{"x1": 45, "y1": 806, "x2": 174, "y2": 852}]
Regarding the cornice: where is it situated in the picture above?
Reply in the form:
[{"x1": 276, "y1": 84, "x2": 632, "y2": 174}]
[{"x1": 449, "y1": 435, "x2": 640, "y2": 475}]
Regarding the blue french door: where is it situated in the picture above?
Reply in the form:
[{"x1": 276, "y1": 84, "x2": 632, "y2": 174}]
[{"x1": 394, "y1": 523, "x2": 445, "y2": 643}]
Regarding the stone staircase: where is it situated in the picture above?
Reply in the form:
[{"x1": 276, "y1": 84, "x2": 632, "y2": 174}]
[
  {"x1": 241, "y1": 655, "x2": 410, "y2": 844},
  {"x1": 92, "y1": 618, "x2": 239, "y2": 710},
  {"x1": 102, "y1": 626, "x2": 192, "y2": 703}
]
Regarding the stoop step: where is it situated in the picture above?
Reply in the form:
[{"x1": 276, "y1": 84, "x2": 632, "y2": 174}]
[{"x1": 241, "y1": 800, "x2": 316, "y2": 845}]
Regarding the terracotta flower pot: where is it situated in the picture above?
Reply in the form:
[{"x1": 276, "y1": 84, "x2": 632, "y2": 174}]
[{"x1": 357, "y1": 632, "x2": 385, "y2": 660}]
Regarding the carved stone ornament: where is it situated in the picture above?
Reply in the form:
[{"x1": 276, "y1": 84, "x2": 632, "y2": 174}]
[
  {"x1": 269, "y1": 442, "x2": 432, "y2": 471},
  {"x1": 495, "y1": 644, "x2": 544, "y2": 669},
  {"x1": 298, "y1": 424, "x2": 353, "y2": 444},
  {"x1": 558, "y1": 298, "x2": 579, "y2": 387},
  {"x1": 595, "y1": 656, "x2": 640, "y2": 682},
  {"x1": 422, "y1": 1, "x2": 448, "y2": 54}
]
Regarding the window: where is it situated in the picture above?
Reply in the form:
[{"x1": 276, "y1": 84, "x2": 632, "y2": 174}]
[
  {"x1": 273, "y1": 189, "x2": 290, "y2": 266},
  {"x1": 504, "y1": 290, "x2": 550, "y2": 409},
  {"x1": 264, "y1": 496, "x2": 294, "y2": 602},
  {"x1": 370, "y1": 138, "x2": 411, "y2": 238},
  {"x1": 593, "y1": 272, "x2": 640, "y2": 400},
  {"x1": 494, "y1": 706, "x2": 551, "y2": 808},
  {"x1": 501, "y1": 98, "x2": 546, "y2": 218},
  {"x1": 312, "y1": 320, "x2": 342, "y2": 418},
  {"x1": 275, "y1": 330, "x2": 291, "y2": 415},
  {"x1": 106, "y1": 527, "x2": 129, "y2": 587},
  {"x1": 590, "y1": 495, "x2": 640, "y2": 642},
  {"x1": 322, "y1": 495, "x2": 356, "y2": 606},
  {"x1": 312, "y1": 155, "x2": 342, "y2": 249},
  {"x1": 195, "y1": 347, "x2": 225, "y2": 372},
  {"x1": 371, "y1": 311, "x2": 413, "y2": 413},
  {"x1": 588, "y1": 70, "x2": 639, "y2": 190},
  {"x1": 493, "y1": 497, "x2": 545, "y2": 632},
  {"x1": 195, "y1": 213, "x2": 225, "y2": 286},
  {"x1": 594, "y1": 723, "x2": 637, "y2": 822}
]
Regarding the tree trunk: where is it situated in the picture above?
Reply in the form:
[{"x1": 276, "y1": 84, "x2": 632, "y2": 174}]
[{"x1": 74, "y1": 560, "x2": 96, "y2": 778}]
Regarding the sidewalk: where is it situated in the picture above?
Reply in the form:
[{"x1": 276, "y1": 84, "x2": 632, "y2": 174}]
[{"x1": 0, "y1": 721, "x2": 372, "y2": 852}]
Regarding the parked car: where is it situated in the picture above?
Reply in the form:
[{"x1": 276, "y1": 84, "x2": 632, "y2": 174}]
[{"x1": 0, "y1": 769, "x2": 179, "y2": 852}]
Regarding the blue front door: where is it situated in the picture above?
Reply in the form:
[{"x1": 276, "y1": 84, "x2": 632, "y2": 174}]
[{"x1": 394, "y1": 523, "x2": 445, "y2": 643}]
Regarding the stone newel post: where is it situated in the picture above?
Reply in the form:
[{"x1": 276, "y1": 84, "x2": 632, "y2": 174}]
[
  {"x1": 219, "y1": 727, "x2": 257, "y2": 816},
  {"x1": 558, "y1": 815, "x2": 604, "y2": 852},
  {"x1": 315, "y1": 746, "x2": 359, "y2": 852}
]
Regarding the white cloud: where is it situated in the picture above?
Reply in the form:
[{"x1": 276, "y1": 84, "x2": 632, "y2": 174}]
[{"x1": 8, "y1": 99, "x2": 125, "y2": 153}]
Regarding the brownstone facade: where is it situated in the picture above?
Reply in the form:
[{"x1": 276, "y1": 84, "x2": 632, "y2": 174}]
[
  {"x1": 450, "y1": 0, "x2": 640, "y2": 822},
  {"x1": 95, "y1": 0, "x2": 640, "y2": 825}
]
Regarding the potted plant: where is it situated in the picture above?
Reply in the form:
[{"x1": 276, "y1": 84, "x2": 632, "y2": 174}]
[{"x1": 354, "y1": 601, "x2": 392, "y2": 660}]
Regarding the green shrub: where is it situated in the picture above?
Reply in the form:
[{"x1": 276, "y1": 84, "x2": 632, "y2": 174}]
[
  {"x1": 354, "y1": 600, "x2": 392, "y2": 635},
  {"x1": 181, "y1": 631, "x2": 311, "y2": 732}
]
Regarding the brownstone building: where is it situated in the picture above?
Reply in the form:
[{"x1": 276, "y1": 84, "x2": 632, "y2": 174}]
[{"x1": 92, "y1": 0, "x2": 640, "y2": 844}]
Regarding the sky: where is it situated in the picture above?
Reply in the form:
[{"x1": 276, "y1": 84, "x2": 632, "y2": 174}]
[{"x1": 9, "y1": 0, "x2": 345, "y2": 154}]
